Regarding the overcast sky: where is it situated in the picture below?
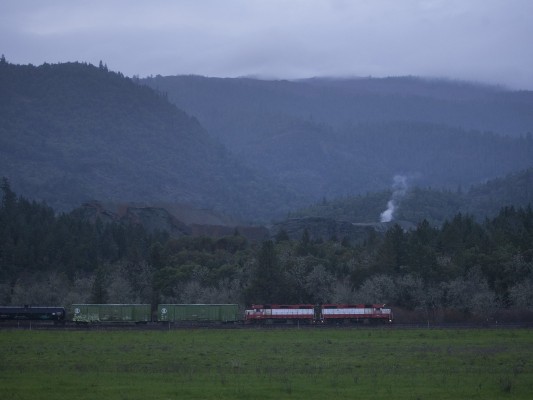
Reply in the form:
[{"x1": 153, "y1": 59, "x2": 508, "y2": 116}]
[{"x1": 1, "y1": 0, "x2": 532, "y2": 89}]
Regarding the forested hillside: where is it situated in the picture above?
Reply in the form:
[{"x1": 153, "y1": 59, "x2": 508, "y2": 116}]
[
  {"x1": 0, "y1": 60, "x2": 300, "y2": 221},
  {"x1": 2, "y1": 61, "x2": 532, "y2": 222},
  {"x1": 291, "y1": 168, "x2": 533, "y2": 227},
  {"x1": 2, "y1": 181, "x2": 532, "y2": 321},
  {"x1": 143, "y1": 75, "x2": 533, "y2": 200},
  {"x1": 143, "y1": 75, "x2": 533, "y2": 141}
]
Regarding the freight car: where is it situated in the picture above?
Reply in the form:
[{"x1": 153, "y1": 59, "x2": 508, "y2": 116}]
[
  {"x1": 71, "y1": 304, "x2": 151, "y2": 324},
  {"x1": 158, "y1": 304, "x2": 240, "y2": 323},
  {"x1": 244, "y1": 304, "x2": 393, "y2": 324},
  {"x1": 0, "y1": 305, "x2": 66, "y2": 322}
]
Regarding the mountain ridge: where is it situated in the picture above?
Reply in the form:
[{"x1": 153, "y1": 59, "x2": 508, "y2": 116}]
[
  {"x1": 0, "y1": 61, "x2": 302, "y2": 221},
  {"x1": 142, "y1": 74, "x2": 533, "y2": 202},
  {"x1": 2, "y1": 61, "x2": 532, "y2": 224}
]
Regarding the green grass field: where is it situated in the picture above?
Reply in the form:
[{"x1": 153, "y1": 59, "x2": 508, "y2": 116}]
[{"x1": 1, "y1": 327, "x2": 532, "y2": 399}]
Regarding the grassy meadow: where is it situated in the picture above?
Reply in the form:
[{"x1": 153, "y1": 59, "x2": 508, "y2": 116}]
[{"x1": 1, "y1": 327, "x2": 532, "y2": 399}]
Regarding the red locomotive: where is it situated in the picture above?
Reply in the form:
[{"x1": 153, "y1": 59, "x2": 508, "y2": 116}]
[{"x1": 244, "y1": 304, "x2": 393, "y2": 324}]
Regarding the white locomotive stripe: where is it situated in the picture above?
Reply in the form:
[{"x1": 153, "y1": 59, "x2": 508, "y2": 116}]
[{"x1": 271, "y1": 309, "x2": 313, "y2": 316}]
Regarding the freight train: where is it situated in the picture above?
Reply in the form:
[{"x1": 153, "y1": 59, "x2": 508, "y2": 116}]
[{"x1": 0, "y1": 303, "x2": 393, "y2": 325}]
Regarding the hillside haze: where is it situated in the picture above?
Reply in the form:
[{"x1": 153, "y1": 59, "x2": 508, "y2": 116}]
[
  {"x1": 2, "y1": 61, "x2": 533, "y2": 224},
  {"x1": 143, "y1": 75, "x2": 533, "y2": 201},
  {"x1": 0, "y1": 61, "x2": 300, "y2": 221}
]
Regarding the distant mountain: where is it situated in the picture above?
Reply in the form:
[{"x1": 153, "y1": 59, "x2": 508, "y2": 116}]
[
  {"x1": 0, "y1": 61, "x2": 301, "y2": 221},
  {"x1": 3, "y1": 62, "x2": 532, "y2": 224},
  {"x1": 143, "y1": 75, "x2": 533, "y2": 200},
  {"x1": 143, "y1": 75, "x2": 533, "y2": 141}
]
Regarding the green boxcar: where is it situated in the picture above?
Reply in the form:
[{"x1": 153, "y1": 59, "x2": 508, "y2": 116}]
[
  {"x1": 71, "y1": 304, "x2": 151, "y2": 323},
  {"x1": 158, "y1": 304, "x2": 239, "y2": 323}
]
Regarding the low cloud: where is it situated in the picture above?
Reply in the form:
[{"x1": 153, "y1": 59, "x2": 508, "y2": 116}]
[{"x1": 1, "y1": 1, "x2": 532, "y2": 89}]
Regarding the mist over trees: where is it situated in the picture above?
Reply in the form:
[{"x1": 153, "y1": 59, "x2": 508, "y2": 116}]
[
  {"x1": 291, "y1": 168, "x2": 533, "y2": 226},
  {"x1": 2, "y1": 180, "x2": 532, "y2": 322},
  {"x1": 143, "y1": 75, "x2": 533, "y2": 202},
  {"x1": 1, "y1": 60, "x2": 532, "y2": 223}
]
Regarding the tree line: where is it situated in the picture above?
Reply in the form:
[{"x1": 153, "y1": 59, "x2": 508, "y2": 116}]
[{"x1": 1, "y1": 178, "x2": 533, "y2": 321}]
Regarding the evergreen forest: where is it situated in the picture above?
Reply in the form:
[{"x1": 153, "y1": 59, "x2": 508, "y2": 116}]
[{"x1": 2, "y1": 179, "x2": 532, "y2": 322}]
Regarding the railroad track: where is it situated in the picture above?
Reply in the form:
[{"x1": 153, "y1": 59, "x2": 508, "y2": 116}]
[{"x1": 2, "y1": 320, "x2": 532, "y2": 331}]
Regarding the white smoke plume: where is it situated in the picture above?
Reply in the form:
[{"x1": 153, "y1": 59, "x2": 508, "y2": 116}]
[{"x1": 380, "y1": 175, "x2": 408, "y2": 223}]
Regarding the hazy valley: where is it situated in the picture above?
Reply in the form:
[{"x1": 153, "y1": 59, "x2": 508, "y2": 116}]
[
  {"x1": 1, "y1": 60, "x2": 533, "y2": 317},
  {"x1": 2, "y1": 60, "x2": 533, "y2": 227}
]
